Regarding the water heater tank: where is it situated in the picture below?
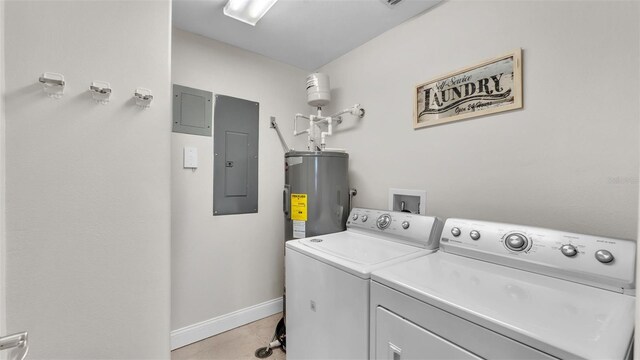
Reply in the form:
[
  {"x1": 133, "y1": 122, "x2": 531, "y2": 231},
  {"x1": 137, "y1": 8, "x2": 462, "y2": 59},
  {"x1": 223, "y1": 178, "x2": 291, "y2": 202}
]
[
  {"x1": 284, "y1": 151, "x2": 349, "y2": 240},
  {"x1": 306, "y1": 73, "x2": 331, "y2": 107}
]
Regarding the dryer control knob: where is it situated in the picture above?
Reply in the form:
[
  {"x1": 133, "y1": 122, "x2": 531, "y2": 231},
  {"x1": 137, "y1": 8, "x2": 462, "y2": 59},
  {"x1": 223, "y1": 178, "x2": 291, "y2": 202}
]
[
  {"x1": 595, "y1": 249, "x2": 614, "y2": 264},
  {"x1": 560, "y1": 244, "x2": 577, "y2": 257},
  {"x1": 401, "y1": 221, "x2": 410, "y2": 230},
  {"x1": 352, "y1": 214, "x2": 358, "y2": 221},
  {"x1": 506, "y1": 233, "x2": 528, "y2": 251},
  {"x1": 470, "y1": 230, "x2": 481, "y2": 240},
  {"x1": 376, "y1": 214, "x2": 392, "y2": 230},
  {"x1": 451, "y1": 227, "x2": 461, "y2": 237},
  {"x1": 361, "y1": 215, "x2": 368, "y2": 222}
]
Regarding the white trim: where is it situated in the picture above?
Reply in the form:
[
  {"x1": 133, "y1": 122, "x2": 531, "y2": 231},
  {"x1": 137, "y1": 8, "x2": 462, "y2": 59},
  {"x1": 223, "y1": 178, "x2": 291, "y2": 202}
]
[{"x1": 170, "y1": 297, "x2": 283, "y2": 350}]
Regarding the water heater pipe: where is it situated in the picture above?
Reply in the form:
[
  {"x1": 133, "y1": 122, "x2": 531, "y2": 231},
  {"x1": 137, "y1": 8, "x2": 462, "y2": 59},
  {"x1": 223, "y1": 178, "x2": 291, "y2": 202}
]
[
  {"x1": 294, "y1": 104, "x2": 365, "y2": 151},
  {"x1": 319, "y1": 104, "x2": 363, "y2": 150},
  {"x1": 293, "y1": 113, "x2": 310, "y2": 136},
  {"x1": 348, "y1": 188, "x2": 357, "y2": 213},
  {"x1": 328, "y1": 104, "x2": 365, "y2": 120}
]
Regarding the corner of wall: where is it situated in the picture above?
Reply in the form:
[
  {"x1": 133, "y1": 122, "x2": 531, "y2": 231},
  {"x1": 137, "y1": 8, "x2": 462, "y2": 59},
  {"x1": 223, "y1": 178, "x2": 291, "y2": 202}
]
[
  {"x1": 636, "y1": 4, "x2": 640, "y2": 357},
  {"x1": 636, "y1": 3, "x2": 640, "y2": 356},
  {"x1": 0, "y1": 0, "x2": 7, "y2": 340}
]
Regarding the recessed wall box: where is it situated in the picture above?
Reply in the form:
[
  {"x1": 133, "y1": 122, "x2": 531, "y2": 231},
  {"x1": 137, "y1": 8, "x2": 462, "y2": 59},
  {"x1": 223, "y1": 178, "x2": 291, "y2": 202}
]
[{"x1": 388, "y1": 188, "x2": 426, "y2": 215}]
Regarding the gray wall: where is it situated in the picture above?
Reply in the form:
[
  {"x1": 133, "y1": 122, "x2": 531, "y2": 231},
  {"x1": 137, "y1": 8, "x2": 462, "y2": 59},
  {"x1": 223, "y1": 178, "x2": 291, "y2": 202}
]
[
  {"x1": 171, "y1": 29, "x2": 307, "y2": 333},
  {"x1": 318, "y1": 0, "x2": 639, "y2": 240},
  {"x1": 4, "y1": 1, "x2": 172, "y2": 358}
]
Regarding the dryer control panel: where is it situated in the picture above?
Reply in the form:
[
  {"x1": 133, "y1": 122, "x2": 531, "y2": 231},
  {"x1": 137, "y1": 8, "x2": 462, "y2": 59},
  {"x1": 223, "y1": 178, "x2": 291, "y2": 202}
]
[
  {"x1": 347, "y1": 208, "x2": 443, "y2": 250},
  {"x1": 440, "y1": 218, "x2": 636, "y2": 294}
]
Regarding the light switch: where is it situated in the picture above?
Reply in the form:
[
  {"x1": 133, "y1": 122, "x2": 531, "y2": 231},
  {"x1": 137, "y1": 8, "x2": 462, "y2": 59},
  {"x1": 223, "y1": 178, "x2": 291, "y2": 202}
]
[{"x1": 183, "y1": 147, "x2": 198, "y2": 169}]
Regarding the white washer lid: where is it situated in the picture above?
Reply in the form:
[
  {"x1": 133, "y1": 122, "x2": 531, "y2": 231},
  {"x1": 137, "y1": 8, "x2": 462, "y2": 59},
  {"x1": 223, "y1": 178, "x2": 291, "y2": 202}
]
[
  {"x1": 286, "y1": 230, "x2": 434, "y2": 279},
  {"x1": 371, "y1": 252, "x2": 635, "y2": 359}
]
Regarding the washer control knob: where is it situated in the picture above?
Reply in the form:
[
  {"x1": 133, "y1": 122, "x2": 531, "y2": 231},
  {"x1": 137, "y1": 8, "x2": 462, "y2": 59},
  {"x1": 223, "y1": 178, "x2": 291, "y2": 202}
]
[
  {"x1": 361, "y1": 215, "x2": 368, "y2": 222},
  {"x1": 469, "y1": 230, "x2": 481, "y2": 240},
  {"x1": 506, "y1": 233, "x2": 527, "y2": 251},
  {"x1": 352, "y1": 214, "x2": 358, "y2": 221},
  {"x1": 595, "y1": 249, "x2": 614, "y2": 264},
  {"x1": 560, "y1": 244, "x2": 577, "y2": 257},
  {"x1": 451, "y1": 227, "x2": 461, "y2": 237},
  {"x1": 402, "y1": 221, "x2": 410, "y2": 230},
  {"x1": 376, "y1": 214, "x2": 392, "y2": 230}
]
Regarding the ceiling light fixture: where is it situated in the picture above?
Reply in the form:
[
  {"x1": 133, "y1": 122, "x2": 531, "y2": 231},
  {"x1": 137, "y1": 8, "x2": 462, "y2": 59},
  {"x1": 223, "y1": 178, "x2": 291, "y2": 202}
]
[{"x1": 223, "y1": 0, "x2": 279, "y2": 26}]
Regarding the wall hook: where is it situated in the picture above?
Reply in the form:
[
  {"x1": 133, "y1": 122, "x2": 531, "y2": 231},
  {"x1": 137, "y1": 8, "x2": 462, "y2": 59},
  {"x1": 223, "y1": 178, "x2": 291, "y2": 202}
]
[
  {"x1": 38, "y1": 72, "x2": 65, "y2": 99},
  {"x1": 90, "y1": 81, "x2": 112, "y2": 104},
  {"x1": 134, "y1": 88, "x2": 153, "y2": 108}
]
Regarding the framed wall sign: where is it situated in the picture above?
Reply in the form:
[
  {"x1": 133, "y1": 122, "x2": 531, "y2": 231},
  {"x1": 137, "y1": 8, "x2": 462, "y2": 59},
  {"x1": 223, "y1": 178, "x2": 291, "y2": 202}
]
[{"x1": 414, "y1": 49, "x2": 522, "y2": 129}]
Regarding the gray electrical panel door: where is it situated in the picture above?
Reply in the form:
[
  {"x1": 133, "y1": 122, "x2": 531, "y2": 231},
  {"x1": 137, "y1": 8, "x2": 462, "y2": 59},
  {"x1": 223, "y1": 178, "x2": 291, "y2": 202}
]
[
  {"x1": 173, "y1": 84, "x2": 213, "y2": 136},
  {"x1": 213, "y1": 95, "x2": 259, "y2": 215}
]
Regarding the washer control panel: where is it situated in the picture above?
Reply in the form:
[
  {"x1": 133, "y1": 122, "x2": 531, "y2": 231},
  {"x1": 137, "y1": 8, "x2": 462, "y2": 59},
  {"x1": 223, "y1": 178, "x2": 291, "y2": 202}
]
[
  {"x1": 440, "y1": 218, "x2": 636, "y2": 293},
  {"x1": 347, "y1": 208, "x2": 443, "y2": 250}
]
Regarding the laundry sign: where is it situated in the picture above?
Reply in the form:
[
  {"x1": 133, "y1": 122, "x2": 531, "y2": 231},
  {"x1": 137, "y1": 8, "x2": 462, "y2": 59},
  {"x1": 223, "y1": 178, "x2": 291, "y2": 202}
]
[{"x1": 414, "y1": 49, "x2": 522, "y2": 129}]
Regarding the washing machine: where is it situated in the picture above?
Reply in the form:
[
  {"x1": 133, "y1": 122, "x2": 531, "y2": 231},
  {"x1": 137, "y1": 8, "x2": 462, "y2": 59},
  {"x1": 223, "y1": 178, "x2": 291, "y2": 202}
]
[
  {"x1": 285, "y1": 208, "x2": 443, "y2": 359},
  {"x1": 370, "y1": 218, "x2": 636, "y2": 360}
]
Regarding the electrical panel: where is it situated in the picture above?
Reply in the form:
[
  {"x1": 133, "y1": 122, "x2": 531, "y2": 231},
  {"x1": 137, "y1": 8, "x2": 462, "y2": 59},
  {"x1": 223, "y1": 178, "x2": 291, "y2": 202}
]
[
  {"x1": 213, "y1": 95, "x2": 259, "y2": 215},
  {"x1": 172, "y1": 84, "x2": 213, "y2": 136}
]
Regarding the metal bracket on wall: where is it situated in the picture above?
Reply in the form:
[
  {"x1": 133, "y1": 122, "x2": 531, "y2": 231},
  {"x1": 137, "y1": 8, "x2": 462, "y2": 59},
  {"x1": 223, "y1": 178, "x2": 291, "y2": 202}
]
[
  {"x1": 0, "y1": 331, "x2": 29, "y2": 360},
  {"x1": 270, "y1": 116, "x2": 293, "y2": 153}
]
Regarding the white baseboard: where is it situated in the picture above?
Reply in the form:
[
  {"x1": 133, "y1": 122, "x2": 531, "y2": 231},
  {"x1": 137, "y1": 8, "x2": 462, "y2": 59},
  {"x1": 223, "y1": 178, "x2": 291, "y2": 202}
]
[{"x1": 170, "y1": 297, "x2": 283, "y2": 350}]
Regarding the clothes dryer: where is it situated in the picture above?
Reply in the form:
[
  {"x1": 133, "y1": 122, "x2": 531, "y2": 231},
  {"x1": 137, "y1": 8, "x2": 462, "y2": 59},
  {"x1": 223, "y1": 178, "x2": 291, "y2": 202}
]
[{"x1": 370, "y1": 218, "x2": 635, "y2": 359}]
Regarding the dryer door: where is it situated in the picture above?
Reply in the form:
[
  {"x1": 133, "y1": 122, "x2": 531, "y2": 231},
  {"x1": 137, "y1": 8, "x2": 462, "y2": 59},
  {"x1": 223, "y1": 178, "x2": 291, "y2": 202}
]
[{"x1": 375, "y1": 307, "x2": 480, "y2": 360}]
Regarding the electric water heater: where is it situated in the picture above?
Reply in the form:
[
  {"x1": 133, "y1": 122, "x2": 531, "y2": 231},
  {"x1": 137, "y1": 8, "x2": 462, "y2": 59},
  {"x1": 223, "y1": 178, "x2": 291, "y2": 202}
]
[{"x1": 283, "y1": 151, "x2": 349, "y2": 241}]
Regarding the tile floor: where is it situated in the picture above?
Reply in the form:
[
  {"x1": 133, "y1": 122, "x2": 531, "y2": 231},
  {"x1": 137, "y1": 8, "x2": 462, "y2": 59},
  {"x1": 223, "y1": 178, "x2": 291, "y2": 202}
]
[{"x1": 171, "y1": 313, "x2": 286, "y2": 360}]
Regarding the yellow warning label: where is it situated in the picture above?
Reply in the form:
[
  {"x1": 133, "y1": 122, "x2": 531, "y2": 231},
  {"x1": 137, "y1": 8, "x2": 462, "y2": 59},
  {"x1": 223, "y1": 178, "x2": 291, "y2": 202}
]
[{"x1": 291, "y1": 193, "x2": 308, "y2": 221}]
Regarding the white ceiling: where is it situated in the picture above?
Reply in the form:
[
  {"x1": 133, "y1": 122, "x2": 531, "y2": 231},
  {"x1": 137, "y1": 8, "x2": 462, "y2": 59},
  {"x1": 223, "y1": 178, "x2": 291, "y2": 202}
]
[{"x1": 172, "y1": 0, "x2": 442, "y2": 70}]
